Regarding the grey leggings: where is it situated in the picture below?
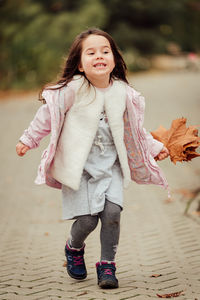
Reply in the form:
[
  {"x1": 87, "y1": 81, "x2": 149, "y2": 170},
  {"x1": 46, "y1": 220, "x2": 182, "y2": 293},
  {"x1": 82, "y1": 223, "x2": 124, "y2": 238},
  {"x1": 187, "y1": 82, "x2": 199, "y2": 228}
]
[{"x1": 69, "y1": 200, "x2": 121, "y2": 261}]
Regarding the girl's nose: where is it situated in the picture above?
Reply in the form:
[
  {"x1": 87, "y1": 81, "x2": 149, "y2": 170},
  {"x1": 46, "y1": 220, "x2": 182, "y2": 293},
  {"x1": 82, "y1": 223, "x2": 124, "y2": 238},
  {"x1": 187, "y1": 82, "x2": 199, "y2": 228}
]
[{"x1": 96, "y1": 51, "x2": 103, "y2": 59}]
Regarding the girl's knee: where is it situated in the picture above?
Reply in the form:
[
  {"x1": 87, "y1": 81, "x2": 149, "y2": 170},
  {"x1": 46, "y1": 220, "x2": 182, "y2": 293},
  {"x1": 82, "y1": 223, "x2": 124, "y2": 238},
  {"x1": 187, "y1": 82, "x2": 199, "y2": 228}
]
[
  {"x1": 101, "y1": 201, "x2": 121, "y2": 225},
  {"x1": 78, "y1": 215, "x2": 99, "y2": 232}
]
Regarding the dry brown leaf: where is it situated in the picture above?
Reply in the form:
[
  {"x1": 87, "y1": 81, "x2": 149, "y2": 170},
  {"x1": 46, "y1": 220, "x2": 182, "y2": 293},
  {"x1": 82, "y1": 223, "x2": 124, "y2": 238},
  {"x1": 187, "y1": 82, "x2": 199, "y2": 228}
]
[
  {"x1": 151, "y1": 125, "x2": 169, "y2": 146},
  {"x1": 156, "y1": 290, "x2": 184, "y2": 298},
  {"x1": 191, "y1": 211, "x2": 200, "y2": 216},
  {"x1": 44, "y1": 232, "x2": 49, "y2": 236},
  {"x1": 76, "y1": 291, "x2": 88, "y2": 296},
  {"x1": 174, "y1": 188, "x2": 196, "y2": 199},
  {"x1": 151, "y1": 118, "x2": 200, "y2": 164},
  {"x1": 151, "y1": 274, "x2": 162, "y2": 277},
  {"x1": 63, "y1": 261, "x2": 67, "y2": 267},
  {"x1": 164, "y1": 198, "x2": 174, "y2": 204}
]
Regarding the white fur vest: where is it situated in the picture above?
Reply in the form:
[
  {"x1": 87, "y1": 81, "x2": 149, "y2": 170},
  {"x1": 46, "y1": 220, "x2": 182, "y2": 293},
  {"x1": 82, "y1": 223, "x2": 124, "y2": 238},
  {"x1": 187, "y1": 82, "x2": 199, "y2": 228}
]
[{"x1": 50, "y1": 77, "x2": 131, "y2": 190}]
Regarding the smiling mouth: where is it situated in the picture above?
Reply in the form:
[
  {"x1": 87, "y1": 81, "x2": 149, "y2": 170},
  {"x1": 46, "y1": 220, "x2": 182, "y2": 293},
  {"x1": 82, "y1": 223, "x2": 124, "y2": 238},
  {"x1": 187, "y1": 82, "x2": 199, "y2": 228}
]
[{"x1": 94, "y1": 63, "x2": 107, "y2": 67}]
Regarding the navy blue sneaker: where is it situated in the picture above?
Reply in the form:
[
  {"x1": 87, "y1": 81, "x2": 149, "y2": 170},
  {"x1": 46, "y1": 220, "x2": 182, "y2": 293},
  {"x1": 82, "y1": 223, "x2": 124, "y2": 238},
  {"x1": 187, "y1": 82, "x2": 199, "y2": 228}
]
[
  {"x1": 65, "y1": 242, "x2": 87, "y2": 280},
  {"x1": 96, "y1": 261, "x2": 118, "y2": 288}
]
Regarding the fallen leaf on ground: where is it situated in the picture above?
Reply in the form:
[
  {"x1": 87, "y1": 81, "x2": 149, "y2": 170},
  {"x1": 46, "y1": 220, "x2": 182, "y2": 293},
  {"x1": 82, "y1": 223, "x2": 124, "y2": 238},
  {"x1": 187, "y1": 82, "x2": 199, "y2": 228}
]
[
  {"x1": 164, "y1": 198, "x2": 174, "y2": 204},
  {"x1": 156, "y1": 290, "x2": 185, "y2": 298},
  {"x1": 63, "y1": 261, "x2": 67, "y2": 267},
  {"x1": 174, "y1": 187, "x2": 200, "y2": 200},
  {"x1": 191, "y1": 211, "x2": 200, "y2": 216},
  {"x1": 151, "y1": 118, "x2": 200, "y2": 164},
  {"x1": 151, "y1": 274, "x2": 162, "y2": 277},
  {"x1": 174, "y1": 188, "x2": 196, "y2": 199},
  {"x1": 76, "y1": 291, "x2": 88, "y2": 296}
]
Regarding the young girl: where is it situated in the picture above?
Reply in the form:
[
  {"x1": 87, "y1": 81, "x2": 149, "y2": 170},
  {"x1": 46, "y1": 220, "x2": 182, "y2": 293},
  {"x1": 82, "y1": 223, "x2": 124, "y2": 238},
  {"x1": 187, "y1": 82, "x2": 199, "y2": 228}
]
[{"x1": 16, "y1": 28, "x2": 169, "y2": 289}]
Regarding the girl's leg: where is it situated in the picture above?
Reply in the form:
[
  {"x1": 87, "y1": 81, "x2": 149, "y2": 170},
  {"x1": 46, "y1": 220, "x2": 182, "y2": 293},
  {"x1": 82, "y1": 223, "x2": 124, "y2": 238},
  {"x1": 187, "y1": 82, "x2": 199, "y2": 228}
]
[
  {"x1": 99, "y1": 200, "x2": 121, "y2": 261},
  {"x1": 96, "y1": 200, "x2": 121, "y2": 288},
  {"x1": 65, "y1": 215, "x2": 99, "y2": 280},
  {"x1": 69, "y1": 215, "x2": 99, "y2": 248}
]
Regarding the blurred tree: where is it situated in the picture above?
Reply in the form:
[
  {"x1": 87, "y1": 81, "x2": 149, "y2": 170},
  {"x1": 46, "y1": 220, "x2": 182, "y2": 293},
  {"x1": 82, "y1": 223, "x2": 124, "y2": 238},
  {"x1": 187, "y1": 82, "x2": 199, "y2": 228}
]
[
  {"x1": 102, "y1": 0, "x2": 184, "y2": 53},
  {"x1": 33, "y1": 0, "x2": 85, "y2": 13},
  {"x1": 102, "y1": 0, "x2": 200, "y2": 71},
  {"x1": 172, "y1": 0, "x2": 200, "y2": 52},
  {"x1": 0, "y1": 0, "x2": 107, "y2": 89},
  {"x1": 0, "y1": 0, "x2": 200, "y2": 89}
]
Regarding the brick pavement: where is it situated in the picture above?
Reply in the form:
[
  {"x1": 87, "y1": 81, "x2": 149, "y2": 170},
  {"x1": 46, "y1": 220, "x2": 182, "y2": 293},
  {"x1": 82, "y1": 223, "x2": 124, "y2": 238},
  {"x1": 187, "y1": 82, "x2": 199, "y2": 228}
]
[{"x1": 0, "y1": 71, "x2": 200, "y2": 299}]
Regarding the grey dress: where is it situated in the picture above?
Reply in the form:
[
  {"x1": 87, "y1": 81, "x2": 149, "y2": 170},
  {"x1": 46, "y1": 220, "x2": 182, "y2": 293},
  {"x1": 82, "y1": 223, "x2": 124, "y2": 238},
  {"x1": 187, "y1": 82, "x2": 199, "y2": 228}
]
[{"x1": 62, "y1": 109, "x2": 123, "y2": 220}]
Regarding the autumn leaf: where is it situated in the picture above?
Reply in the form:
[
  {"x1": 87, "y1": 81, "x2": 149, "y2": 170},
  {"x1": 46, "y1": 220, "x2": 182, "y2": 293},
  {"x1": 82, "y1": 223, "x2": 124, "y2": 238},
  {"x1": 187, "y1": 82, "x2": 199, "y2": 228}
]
[
  {"x1": 191, "y1": 211, "x2": 200, "y2": 216},
  {"x1": 175, "y1": 187, "x2": 200, "y2": 214},
  {"x1": 156, "y1": 290, "x2": 185, "y2": 298},
  {"x1": 76, "y1": 291, "x2": 88, "y2": 296},
  {"x1": 164, "y1": 198, "x2": 174, "y2": 204},
  {"x1": 63, "y1": 261, "x2": 67, "y2": 267},
  {"x1": 174, "y1": 188, "x2": 196, "y2": 199},
  {"x1": 151, "y1": 118, "x2": 200, "y2": 164},
  {"x1": 151, "y1": 274, "x2": 162, "y2": 277}
]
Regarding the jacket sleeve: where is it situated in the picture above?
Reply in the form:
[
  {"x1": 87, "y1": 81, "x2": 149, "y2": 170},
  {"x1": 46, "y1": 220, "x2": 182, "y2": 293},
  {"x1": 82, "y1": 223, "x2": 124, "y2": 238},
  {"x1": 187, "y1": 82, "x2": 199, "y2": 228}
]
[
  {"x1": 127, "y1": 85, "x2": 164, "y2": 158},
  {"x1": 19, "y1": 103, "x2": 51, "y2": 149},
  {"x1": 142, "y1": 128, "x2": 164, "y2": 157}
]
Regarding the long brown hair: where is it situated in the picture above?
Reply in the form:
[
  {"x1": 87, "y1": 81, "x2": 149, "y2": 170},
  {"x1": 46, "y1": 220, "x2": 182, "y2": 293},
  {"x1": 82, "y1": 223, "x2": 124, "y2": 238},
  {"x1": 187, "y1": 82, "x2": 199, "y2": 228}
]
[{"x1": 39, "y1": 28, "x2": 128, "y2": 100}]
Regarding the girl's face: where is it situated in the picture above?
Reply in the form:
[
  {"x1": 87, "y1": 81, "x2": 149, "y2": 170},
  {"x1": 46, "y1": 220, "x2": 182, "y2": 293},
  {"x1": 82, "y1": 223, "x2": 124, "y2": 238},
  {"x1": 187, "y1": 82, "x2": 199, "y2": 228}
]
[{"x1": 78, "y1": 34, "x2": 115, "y2": 88}]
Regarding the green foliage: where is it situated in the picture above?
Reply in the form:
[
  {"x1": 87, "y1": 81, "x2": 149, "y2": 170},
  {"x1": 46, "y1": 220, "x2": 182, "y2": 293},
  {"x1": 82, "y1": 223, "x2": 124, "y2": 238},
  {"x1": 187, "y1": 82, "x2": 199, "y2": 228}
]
[
  {"x1": 0, "y1": 0, "x2": 107, "y2": 89},
  {"x1": 0, "y1": 0, "x2": 200, "y2": 89}
]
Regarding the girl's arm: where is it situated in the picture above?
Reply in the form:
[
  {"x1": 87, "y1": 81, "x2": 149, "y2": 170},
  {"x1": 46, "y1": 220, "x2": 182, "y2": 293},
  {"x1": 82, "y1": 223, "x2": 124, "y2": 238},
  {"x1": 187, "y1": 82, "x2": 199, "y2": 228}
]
[
  {"x1": 16, "y1": 103, "x2": 51, "y2": 155},
  {"x1": 127, "y1": 85, "x2": 169, "y2": 161},
  {"x1": 143, "y1": 128, "x2": 169, "y2": 160},
  {"x1": 143, "y1": 128, "x2": 164, "y2": 157}
]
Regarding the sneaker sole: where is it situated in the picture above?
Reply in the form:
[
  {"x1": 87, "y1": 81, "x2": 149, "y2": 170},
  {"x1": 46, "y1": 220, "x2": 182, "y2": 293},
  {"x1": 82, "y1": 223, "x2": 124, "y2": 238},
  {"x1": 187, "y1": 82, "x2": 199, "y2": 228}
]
[
  {"x1": 67, "y1": 268, "x2": 87, "y2": 280},
  {"x1": 98, "y1": 279, "x2": 118, "y2": 289}
]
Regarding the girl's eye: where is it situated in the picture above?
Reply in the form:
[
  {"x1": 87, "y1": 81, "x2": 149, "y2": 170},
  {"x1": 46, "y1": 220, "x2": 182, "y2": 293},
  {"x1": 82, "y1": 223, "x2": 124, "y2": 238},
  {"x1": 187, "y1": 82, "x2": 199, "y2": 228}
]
[
  {"x1": 88, "y1": 52, "x2": 94, "y2": 55},
  {"x1": 104, "y1": 51, "x2": 109, "y2": 54}
]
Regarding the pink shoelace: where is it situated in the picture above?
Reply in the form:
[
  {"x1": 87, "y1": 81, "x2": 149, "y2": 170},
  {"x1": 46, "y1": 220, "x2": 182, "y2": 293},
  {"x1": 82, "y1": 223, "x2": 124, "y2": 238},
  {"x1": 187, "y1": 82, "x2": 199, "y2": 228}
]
[
  {"x1": 104, "y1": 268, "x2": 113, "y2": 275},
  {"x1": 74, "y1": 256, "x2": 84, "y2": 266}
]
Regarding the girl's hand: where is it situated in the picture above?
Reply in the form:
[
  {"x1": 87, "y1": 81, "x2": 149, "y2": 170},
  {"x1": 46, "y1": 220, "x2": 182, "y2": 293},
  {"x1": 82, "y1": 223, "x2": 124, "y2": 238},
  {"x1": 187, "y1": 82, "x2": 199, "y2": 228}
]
[
  {"x1": 156, "y1": 146, "x2": 169, "y2": 161},
  {"x1": 16, "y1": 141, "x2": 30, "y2": 157}
]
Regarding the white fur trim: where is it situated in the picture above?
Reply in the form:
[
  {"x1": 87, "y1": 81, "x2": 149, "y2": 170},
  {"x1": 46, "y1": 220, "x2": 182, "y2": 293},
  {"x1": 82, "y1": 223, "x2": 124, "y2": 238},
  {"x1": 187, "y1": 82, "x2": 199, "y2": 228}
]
[
  {"x1": 105, "y1": 80, "x2": 131, "y2": 186},
  {"x1": 50, "y1": 77, "x2": 131, "y2": 190}
]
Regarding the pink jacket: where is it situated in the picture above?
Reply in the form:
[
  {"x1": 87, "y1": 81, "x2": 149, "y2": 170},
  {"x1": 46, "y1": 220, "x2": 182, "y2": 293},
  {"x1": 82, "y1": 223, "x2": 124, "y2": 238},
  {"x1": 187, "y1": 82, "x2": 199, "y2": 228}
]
[{"x1": 20, "y1": 78, "x2": 168, "y2": 192}]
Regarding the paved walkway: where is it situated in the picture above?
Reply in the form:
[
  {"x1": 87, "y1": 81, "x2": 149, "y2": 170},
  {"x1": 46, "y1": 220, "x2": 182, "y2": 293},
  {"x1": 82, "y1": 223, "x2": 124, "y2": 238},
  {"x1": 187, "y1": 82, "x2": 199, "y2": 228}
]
[{"x1": 0, "y1": 71, "x2": 200, "y2": 299}]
